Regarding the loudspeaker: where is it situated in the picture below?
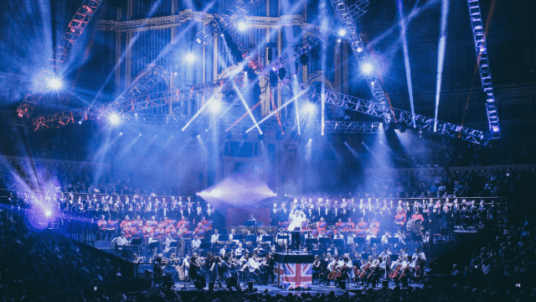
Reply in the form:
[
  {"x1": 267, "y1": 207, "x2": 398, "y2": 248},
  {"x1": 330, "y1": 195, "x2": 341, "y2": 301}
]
[{"x1": 248, "y1": 281, "x2": 253, "y2": 291}]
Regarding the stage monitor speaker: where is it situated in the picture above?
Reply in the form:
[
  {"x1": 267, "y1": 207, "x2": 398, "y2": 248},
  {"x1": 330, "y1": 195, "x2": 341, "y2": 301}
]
[{"x1": 248, "y1": 281, "x2": 254, "y2": 291}]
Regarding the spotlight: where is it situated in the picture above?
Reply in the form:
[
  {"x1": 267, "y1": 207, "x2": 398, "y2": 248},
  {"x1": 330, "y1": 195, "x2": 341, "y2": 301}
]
[
  {"x1": 196, "y1": 38, "x2": 202, "y2": 44},
  {"x1": 209, "y1": 100, "x2": 222, "y2": 113},
  {"x1": 221, "y1": 33, "x2": 224, "y2": 37},
  {"x1": 492, "y1": 126, "x2": 500, "y2": 133},
  {"x1": 48, "y1": 78, "x2": 62, "y2": 90},
  {"x1": 45, "y1": 210, "x2": 52, "y2": 217},
  {"x1": 197, "y1": 134, "x2": 200, "y2": 138},
  {"x1": 338, "y1": 29, "x2": 346, "y2": 37},
  {"x1": 237, "y1": 21, "x2": 247, "y2": 32},
  {"x1": 109, "y1": 113, "x2": 121, "y2": 125},
  {"x1": 78, "y1": 121, "x2": 82, "y2": 125},
  {"x1": 134, "y1": 113, "x2": 138, "y2": 117},
  {"x1": 361, "y1": 63, "x2": 373, "y2": 74},
  {"x1": 303, "y1": 102, "x2": 316, "y2": 114},
  {"x1": 139, "y1": 133, "x2": 142, "y2": 136},
  {"x1": 119, "y1": 132, "x2": 123, "y2": 135},
  {"x1": 174, "y1": 72, "x2": 178, "y2": 76},
  {"x1": 185, "y1": 53, "x2": 196, "y2": 63},
  {"x1": 337, "y1": 39, "x2": 341, "y2": 43},
  {"x1": 309, "y1": 138, "x2": 312, "y2": 142},
  {"x1": 357, "y1": 46, "x2": 363, "y2": 53}
]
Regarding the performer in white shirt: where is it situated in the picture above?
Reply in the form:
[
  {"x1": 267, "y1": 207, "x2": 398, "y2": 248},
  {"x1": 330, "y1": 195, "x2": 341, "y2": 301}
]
[
  {"x1": 288, "y1": 209, "x2": 306, "y2": 231},
  {"x1": 381, "y1": 231, "x2": 391, "y2": 245},
  {"x1": 116, "y1": 232, "x2": 130, "y2": 246},
  {"x1": 211, "y1": 229, "x2": 220, "y2": 245},
  {"x1": 191, "y1": 236, "x2": 202, "y2": 250}
]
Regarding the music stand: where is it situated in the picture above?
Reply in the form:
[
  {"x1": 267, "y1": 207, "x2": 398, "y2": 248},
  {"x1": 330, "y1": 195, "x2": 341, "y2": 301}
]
[
  {"x1": 262, "y1": 235, "x2": 273, "y2": 243},
  {"x1": 319, "y1": 237, "x2": 330, "y2": 247},
  {"x1": 245, "y1": 235, "x2": 257, "y2": 246},
  {"x1": 200, "y1": 242, "x2": 211, "y2": 256},
  {"x1": 291, "y1": 230, "x2": 301, "y2": 251},
  {"x1": 333, "y1": 238, "x2": 345, "y2": 248},
  {"x1": 370, "y1": 237, "x2": 381, "y2": 245}
]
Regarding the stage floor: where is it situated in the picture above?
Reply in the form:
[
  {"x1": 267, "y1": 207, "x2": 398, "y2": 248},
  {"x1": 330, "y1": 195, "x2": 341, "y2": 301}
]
[{"x1": 171, "y1": 280, "x2": 423, "y2": 295}]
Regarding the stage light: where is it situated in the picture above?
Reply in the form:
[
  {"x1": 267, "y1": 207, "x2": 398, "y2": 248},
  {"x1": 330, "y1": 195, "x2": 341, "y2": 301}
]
[
  {"x1": 337, "y1": 39, "x2": 342, "y2": 43},
  {"x1": 119, "y1": 132, "x2": 123, "y2": 135},
  {"x1": 221, "y1": 33, "x2": 224, "y2": 37},
  {"x1": 197, "y1": 134, "x2": 200, "y2": 138},
  {"x1": 361, "y1": 63, "x2": 373, "y2": 74},
  {"x1": 237, "y1": 21, "x2": 247, "y2": 32},
  {"x1": 185, "y1": 53, "x2": 196, "y2": 63},
  {"x1": 338, "y1": 29, "x2": 346, "y2": 37},
  {"x1": 174, "y1": 72, "x2": 178, "y2": 76},
  {"x1": 357, "y1": 46, "x2": 363, "y2": 53},
  {"x1": 45, "y1": 210, "x2": 52, "y2": 217},
  {"x1": 78, "y1": 121, "x2": 82, "y2": 125},
  {"x1": 196, "y1": 38, "x2": 202, "y2": 44},
  {"x1": 108, "y1": 113, "x2": 121, "y2": 125},
  {"x1": 209, "y1": 100, "x2": 222, "y2": 113},
  {"x1": 48, "y1": 78, "x2": 62, "y2": 90},
  {"x1": 492, "y1": 126, "x2": 500, "y2": 133},
  {"x1": 304, "y1": 102, "x2": 316, "y2": 114},
  {"x1": 309, "y1": 138, "x2": 312, "y2": 142},
  {"x1": 139, "y1": 133, "x2": 142, "y2": 136}
]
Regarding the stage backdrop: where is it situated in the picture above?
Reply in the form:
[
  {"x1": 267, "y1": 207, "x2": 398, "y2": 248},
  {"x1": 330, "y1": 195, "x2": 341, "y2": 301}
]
[{"x1": 226, "y1": 207, "x2": 270, "y2": 227}]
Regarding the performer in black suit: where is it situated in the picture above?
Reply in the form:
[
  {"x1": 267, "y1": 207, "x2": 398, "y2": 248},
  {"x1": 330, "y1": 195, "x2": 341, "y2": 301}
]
[{"x1": 189, "y1": 256, "x2": 206, "y2": 290}]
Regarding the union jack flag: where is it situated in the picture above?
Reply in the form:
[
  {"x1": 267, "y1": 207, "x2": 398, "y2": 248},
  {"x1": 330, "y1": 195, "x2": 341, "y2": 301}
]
[
  {"x1": 275, "y1": 262, "x2": 312, "y2": 290},
  {"x1": 274, "y1": 262, "x2": 284, "y2": 286}
]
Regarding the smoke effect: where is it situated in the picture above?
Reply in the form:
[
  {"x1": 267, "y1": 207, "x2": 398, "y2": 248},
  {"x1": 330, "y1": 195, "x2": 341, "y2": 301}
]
[{"x1": 198, "y1": 173, "x2": 276, "y2": 209}]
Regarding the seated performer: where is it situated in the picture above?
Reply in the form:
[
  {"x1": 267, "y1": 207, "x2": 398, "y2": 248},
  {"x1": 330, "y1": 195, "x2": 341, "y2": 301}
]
[
  {"x1": 346, "y1": 218, "x2": 355, "y2": 231},
  {"x1": 395, "y1": 206, "x2": 407, "y2": 229}
]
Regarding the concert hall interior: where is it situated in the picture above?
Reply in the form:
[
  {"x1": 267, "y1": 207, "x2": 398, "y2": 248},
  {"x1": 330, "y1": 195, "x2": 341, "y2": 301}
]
[{"x1": 1, "y1": 0, "x2": 536, "y2": 301}]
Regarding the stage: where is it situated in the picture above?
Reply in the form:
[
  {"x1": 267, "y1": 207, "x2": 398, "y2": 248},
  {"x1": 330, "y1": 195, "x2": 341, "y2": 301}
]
[{"x1": 170, "y1": 281, "x2": 424, "y2": 295}]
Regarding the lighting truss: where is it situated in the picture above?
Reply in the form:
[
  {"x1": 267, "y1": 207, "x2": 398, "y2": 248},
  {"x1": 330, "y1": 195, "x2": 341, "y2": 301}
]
[
  {"x1": 15, "y1": 0, "x2": 104, "y2": 124},
  {"x1": 466, "y1": 0, "x2": 500, "y2": 139},
  {"x1": 306, "y1": 86, "x2": 491, "y2": 145},
  {"x1": 328, "y1": 0, "x2": 390, "y2": 120},
  {"x1": 264, "y1": 30, "x2": 326, "y2": 76},
  {"x1": 128, "y1": 113, "x2": 379, "y2": 134}
]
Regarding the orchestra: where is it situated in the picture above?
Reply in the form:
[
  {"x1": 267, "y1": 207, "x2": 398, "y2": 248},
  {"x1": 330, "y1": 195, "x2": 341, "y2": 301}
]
[{"x1": 70, "y1": 194, "x2": 501, "y2": 290}]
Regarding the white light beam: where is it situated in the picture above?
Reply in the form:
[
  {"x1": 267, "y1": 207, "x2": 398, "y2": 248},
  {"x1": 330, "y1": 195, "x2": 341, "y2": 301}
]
[{"x1": 434, "y1": 0, "x2": 450, "y2": 132}]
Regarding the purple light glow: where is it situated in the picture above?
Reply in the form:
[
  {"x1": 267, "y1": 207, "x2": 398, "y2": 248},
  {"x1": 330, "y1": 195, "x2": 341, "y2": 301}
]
[{"x1": 197, "y1": 173, "x2": 276, "y2": 208}]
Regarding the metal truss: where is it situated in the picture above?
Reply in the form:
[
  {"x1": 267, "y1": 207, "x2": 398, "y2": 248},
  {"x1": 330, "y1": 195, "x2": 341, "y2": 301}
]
[
  {"x1": 466, "y1": 0, "x2": 500, "y2": 139},
  {"x1": 328, "y1": 0, "x2": 390, "y2": 119},
  {"x1": 15, "y1": 0, "x2": 104, "y2": 124},
  {"x1": 128, "y1": 113, "x2": 379, "y2": 134},
  {"x1": 306, "y1": 86, "x2": 491, "y2": 145}
]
